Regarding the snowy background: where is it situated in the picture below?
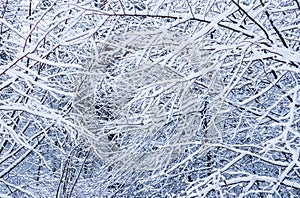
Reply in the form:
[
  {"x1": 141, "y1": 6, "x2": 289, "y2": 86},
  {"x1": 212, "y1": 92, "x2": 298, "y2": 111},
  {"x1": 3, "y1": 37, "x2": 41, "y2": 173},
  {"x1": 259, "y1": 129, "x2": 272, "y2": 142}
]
[{"x1": 0, "y1": 0, "x2": 299, "y2": 197}]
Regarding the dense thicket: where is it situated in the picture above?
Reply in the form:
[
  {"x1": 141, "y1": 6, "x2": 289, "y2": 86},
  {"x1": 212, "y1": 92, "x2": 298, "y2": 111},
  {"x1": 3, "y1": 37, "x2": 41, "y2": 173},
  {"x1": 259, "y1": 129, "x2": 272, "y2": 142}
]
[{"x1": 0, "y1": 0, "x2": 299, "y2": 197}]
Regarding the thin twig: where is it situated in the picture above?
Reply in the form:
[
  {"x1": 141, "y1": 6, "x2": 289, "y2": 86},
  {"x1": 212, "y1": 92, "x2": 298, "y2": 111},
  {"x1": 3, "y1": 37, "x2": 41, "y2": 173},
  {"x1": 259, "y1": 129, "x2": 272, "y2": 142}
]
[{"x1": 231, "y1": 0, "x2": 272, "y2": 43}]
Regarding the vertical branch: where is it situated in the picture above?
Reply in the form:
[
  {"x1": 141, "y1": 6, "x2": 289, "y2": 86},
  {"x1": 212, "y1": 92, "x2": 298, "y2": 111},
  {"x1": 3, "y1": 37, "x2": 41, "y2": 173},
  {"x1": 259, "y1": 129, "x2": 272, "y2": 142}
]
[
  {"x1": 56, "y1": 157, "x2": 71, "y2": 198},
  {"x1": 68, "y1": 149, "x2": 90, "y2": 198},
  {"x1": 28, "y1": 0, "x2": 32, "y2": 43},
  {"x1": 202, "y1": 101, "x2": 213, "y2": 176}
]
